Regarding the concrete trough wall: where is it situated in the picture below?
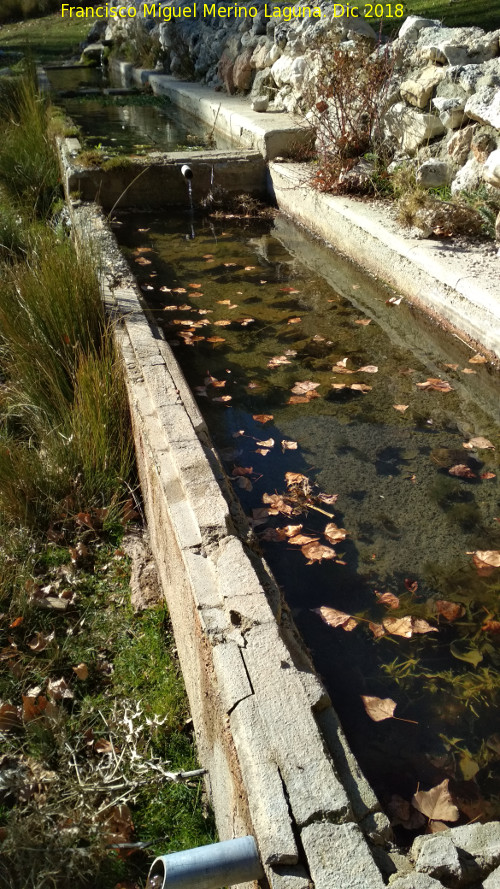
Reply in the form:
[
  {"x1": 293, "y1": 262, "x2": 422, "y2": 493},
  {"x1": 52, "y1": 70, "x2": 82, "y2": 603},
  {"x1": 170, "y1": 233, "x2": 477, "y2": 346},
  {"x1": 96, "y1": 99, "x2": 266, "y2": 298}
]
[
  {"x1": 59, "y1": 137, "x2": 268, "y2": 209},
  {"x1": 72, "y1": 203, "x2": 391, "y2": 889}
]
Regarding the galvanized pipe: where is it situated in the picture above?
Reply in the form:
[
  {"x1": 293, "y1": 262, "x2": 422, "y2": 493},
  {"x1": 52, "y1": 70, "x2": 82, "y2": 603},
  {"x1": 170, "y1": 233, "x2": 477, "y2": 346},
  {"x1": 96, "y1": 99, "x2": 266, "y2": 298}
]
[{"x1": 147, "y1": 836, "x2": 263, "y2": 889}]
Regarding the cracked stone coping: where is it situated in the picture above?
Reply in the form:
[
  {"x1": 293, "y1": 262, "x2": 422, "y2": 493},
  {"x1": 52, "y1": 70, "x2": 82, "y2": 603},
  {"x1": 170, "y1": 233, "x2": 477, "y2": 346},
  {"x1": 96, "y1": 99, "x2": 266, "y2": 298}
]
[
  {"x1": 270, "y1": 162, "x2": 500, "y2": 360},
  {"x1": 70, "y1": 202, "x2": 389, "y2": 889}
]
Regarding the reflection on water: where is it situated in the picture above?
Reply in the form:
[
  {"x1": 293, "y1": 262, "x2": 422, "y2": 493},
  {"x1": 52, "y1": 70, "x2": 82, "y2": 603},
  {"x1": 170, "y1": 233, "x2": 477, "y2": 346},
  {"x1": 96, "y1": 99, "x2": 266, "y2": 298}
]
[{"x1": 115, "y1": 209, "x2": 500, "y2": 832}]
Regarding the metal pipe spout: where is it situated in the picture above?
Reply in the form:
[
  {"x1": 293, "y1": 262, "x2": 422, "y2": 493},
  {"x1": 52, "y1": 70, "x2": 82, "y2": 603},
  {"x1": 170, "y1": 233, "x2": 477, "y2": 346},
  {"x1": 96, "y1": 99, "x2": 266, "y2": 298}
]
[{"x1": 147, "y1": 836, "x2": 263, "y2": 889}]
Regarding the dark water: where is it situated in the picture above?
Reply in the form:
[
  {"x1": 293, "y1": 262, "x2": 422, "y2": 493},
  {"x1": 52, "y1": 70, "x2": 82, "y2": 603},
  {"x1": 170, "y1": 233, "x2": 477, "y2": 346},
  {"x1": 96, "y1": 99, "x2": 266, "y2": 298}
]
[
  {"x1": 46, "y1": 66, "x2": 108, "y2": 91},
  {"x1": 115, "y1": 208, "x2": 500, "y2": 831}
]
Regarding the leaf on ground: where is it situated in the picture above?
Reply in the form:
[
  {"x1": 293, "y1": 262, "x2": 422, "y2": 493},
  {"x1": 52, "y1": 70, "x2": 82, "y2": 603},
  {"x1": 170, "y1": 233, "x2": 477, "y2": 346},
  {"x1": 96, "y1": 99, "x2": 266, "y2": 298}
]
[
  {"x1": 412, "y1": 779, "x2": 459, "y2": 822},
  {"x1": 416, "y1": 379, "x2": 453, "y2": 393},
  {"x1": 282, "y1": 439, "x2": 298, "y2": 451},
  {"x1": 393, "y1": 404, "x2": 409, "y2": 412},
  {"x1": 435, "y1": 600, "x2": 465, "y2": 622},
  {"x1": 313, "y1": 606, "x2": 358, "y2": 631},
  {"x1": 47, "y1": 678, "x2": 74, "y2": 701},
  {"x1": 28, "y1": 631, "x2": 54, "y2": 652},
  {"x1": 469, "y1": 353, "x2": 487, "y2": 364},
  {"x1": 358, "y1": 365, "x2": 378, "y2": 373},
  {"x1": 361, "y1": 695, "x2": 397, "y2": 722},
  {"x1": 324, "y1": 523, "x2": 347, "y2": 544},
  {"x1": 0, "y1": 702, "x2": 22, "y2": 731},
  {"x1": 22, "y1": 693, "x2": 53, "y2": 723},
  {"x1": 73, "y1": 663, "x2": 88, "y2": 680},
  {"x1": 253, "y1": 414, "x2": 273, "y2": 424},
  {"x1": 375, "y1": 592, "x2": 400, "y2": 609},
  {"x1": 444, "y1": 363, "x2": 459, "y2": 370},
  {"x1": 301, "y1": 542, "x2": 337, "y2": 564},
  {"x1": 463, "y1": 436, "x2": 495, "y2": 450},
  {"x1": 449, "y1": 464, "x2": 476, "y2": 478}
]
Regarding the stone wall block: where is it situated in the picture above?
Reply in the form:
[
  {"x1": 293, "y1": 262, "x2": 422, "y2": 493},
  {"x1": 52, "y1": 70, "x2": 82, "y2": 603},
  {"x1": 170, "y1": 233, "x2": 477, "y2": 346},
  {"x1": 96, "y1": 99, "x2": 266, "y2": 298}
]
[{"x1": 301, "y1": 821, "x2": 386, "y2": 889}]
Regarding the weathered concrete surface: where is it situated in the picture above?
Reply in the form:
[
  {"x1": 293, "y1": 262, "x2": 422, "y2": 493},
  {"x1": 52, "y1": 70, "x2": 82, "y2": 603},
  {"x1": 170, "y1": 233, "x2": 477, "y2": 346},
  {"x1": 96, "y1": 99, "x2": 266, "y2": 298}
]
[
  {"x1": 58, "y1": 137, "x2": 268, "y2": 209},
  {"x1": 71, "y1": 202, "x2": 390, "y2": 889},
  {"x1": 301, "y1": 822, "x2": 386, "y2": 889},
  {"x1": 147, "y1": 74, "x2": 313, "y2": 160},
  {"x1": 269, "y1": 162, "x2": 500, "y2": 359}
]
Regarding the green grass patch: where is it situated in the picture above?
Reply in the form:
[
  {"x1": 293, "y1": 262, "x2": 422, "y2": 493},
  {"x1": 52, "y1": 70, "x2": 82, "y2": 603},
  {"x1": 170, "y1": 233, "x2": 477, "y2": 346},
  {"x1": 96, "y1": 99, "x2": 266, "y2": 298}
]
[{"x1": 0, "y1": 12, "x2": 89, "y2": 63}]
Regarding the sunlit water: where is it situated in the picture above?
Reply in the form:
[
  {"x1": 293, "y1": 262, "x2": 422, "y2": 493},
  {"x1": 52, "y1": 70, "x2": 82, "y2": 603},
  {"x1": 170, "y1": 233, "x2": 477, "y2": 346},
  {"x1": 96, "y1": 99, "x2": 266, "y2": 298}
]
[{"x1": 115, "y1": 209, "x2": 500, "y2": 832}]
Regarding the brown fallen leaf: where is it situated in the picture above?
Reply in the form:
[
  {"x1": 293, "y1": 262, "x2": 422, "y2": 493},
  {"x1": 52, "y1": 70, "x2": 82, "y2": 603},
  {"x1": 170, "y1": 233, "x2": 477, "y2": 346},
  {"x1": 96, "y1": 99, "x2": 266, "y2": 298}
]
[
  {"x1": 405, "y1": 579, "x2": 418, "y2": 594},
  {"x1": 355, "y1": 319, "x2": 371, "y2": 326},
  {"x1": 462, "y1": 368, "x2": 477, "y2": 374},
  {"x1": 288, "y1": 395, "x2": 310, "y2": 404},
  {"x1": 22, "y1": 692, "x2": 52, "y2": 723},
  {"x1": 256, "y1": 438, "x2": 274, "y2": 448},
  {"x1": 255, "y1": 448, "x2": 270, "y2": 456},
  {"x1": 28, "y1": 631, "x2": 55, "y2": 652},
  {"x1": 435, "y1": 600, "x2": 465, "y2": 622},
  {"x1": 481, "y1": 471, "x2": 496, "y2": 479},
  {"x1": 262, "y1": 493, "x2": 293, "y2": 515},
  {"x1": 188, "y1": 283, "x2": 202, "y2": 288},
  {"x1": 331, "y1": 366, "x2": 355, "y2": 375},
  {"x1": 291, "y1": 381, "x2": 321, "y2": 395},
  {"x1": 444, "y1": 363, "x2": 459, "y2": 370},
  {"x1": 369, "y1": 622, "x2": 386, "y2": 638},
  {"x1": 232, "y1": 466, "x2": 253, "y2": 476},
  {"x1": 416, "y1": 379, "x2": 453, "y2": 393},
  {"x1": 282, "y1": 524, "x2": 303, "y2": 537},
  {"x1": 288, "y1": 534, "x2": 321, "y2": 546},
  {"x1": 287, "y1": 317, "x2": 302, "y2": 324},
  {"x1": 207, "y1": 336, "x2": 226, "y2": 343},
  {"x1": 482, "y1": 620, "x2": 500, "y2": 634},
  {"x1": 301, "y1": 542, "x2": 337, "y2": 564},
  {"x1": 469, "y1": 353, "x2": 487, "y2": 364},
  {"x1": 463, "y1": 436, "x2": 495, "y2": 450},
  {"x1": 313, "y1": 606, "x2": 358, "y2": 631},
  {"x1": 412, "y1": 618, "x2": 439, "y2": 634},
  {"x1": 412, "y1": 779, "x2": 459, "y2": 823},
  {"x1": 393, "y1": 404, "x2": 409, "y2": 413},
  {"x1": 358, "y1": 365, "x2": 378, "y2": 374},
  {"x1": 361, "y1": 695, "x2": 397, "y2": 722},
  {"x1": 470, "y1": 550, "x2": 500, "y2": 575},
  {"x1": 235, "y1": 476, "x2": 253, "y2": 491},
  {"x1": 324, "y1": 523, "x2": 347, "y2": 544},
  {"x1": 281, "y1": 440, "x2": 298, "y2": 451},
  {"x1": 350, "y1": 383, "x2": 372, "y2": 394},
  {"x1": 212, "y1": 395, "x2": 232, "y2": 402},
  {"x1": 73, "y1": 663, "x2": 88, "y2": 680},
  {"x1": 375, "y1": 592, "x2": 400, "y2": 609},
  {"x1": 285, "y1": 472, "x2": 308, "y2": 487},
  {"x1": 0, "y1": 701, "x2": 22, "y2": 731},
  {"x1": 449, "y1": 464, "x2": 476, "y2": 478},
  {"x1": 383, "y1": 616, "x2": 413, "y2": 638},
  {"x1": 213, "y1": 320, "x2": 231, "y2": 327},
  {"x1": 253, "y1": 414, "x2": 273, "y2": 424},
  {"x1": 47, "y1": 678, "x2": 73, "y2": 701}
]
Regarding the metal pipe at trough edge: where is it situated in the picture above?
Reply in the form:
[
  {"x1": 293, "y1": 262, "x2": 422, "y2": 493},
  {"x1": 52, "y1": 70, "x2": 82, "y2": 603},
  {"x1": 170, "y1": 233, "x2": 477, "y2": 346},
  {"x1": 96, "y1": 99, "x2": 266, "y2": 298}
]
[{"x1": 147, "y1": 836, "x2": 264, "y2": 889}]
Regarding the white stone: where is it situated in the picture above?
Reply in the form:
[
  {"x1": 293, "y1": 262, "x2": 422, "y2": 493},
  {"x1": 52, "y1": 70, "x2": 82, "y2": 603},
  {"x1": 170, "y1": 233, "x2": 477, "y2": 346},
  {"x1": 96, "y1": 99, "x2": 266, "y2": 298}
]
[
  {"x1": 417, "y1": 160, "x2": 451, "y2": 187},
  {"x1": 398, "y1": 16, "x2": 442, "y2": 43},
  {"x1": 252, "y1": 96, "x2": 269, "y2": 112},
  {"x1": 484, "y1": 865, "x2": 500, "y2": 888},
  {"x1": 413, "y1": 834, "x2": 463, "y2": 884},
  {"x1": 448, "y1": 822, "x2": 500, "y2": 872},
  {"x1": 385, "y1": 103, "x2": 445, "y2": 153},
  {"x1": 400, "y1": 66, "x2": 445, "y2": 109},
  {"x1": 390, "y1": 875, "x2": 446, "y2": 889},
  {"x1": 301, "y1": 822, "x2": 386, "y2": 889},
  {"x1": 465, "y1": 86, "x2": 500, "y2": 129},
  {"x1": 432, "y1": 96, "x2": 466, "y2": 129},
  {"x1": 451, "y1": 156, "x2": 485, "y2": 194},
  {"x1": 483, "y1": 149, "x2": 500, "y2": 189}
]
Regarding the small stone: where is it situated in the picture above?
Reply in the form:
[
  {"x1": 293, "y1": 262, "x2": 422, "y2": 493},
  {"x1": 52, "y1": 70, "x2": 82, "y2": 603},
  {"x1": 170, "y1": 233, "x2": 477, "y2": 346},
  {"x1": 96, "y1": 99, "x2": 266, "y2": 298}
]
[
  {"x1": 398, "y1": 16, "x2": 442, "y2": 43},
  {"x1": 389, "y1": 875, "x2": 446, "y2": 889},
  {"x1": 252, "y1": 96, "x2": 269, "y2": 112},
  {"x1": 385, "y1": 103, "x2": 445, "y2": 154},
  {"x1": 482, "y1": 148, "x2": 500, "y2": 187},
  {"x1": 447, "y1": 125, "x2": 475, "y2": 165},
  {"x1": 417, "y1": 160, "x2": 451, "y2": 187},
  {"x1": 413, "y1": 834, "x2": 463, "y2": 885},
  {"x1": 432, "y1": 96, "x2": 465, "y2": 129},
  {"x1": 465, "y1": 86, "x2": 500, "y2": 129},
  {"x1": 448, "y1": 822, "x2": 500, "y2": 874},
  {"x1": 400, "y1": 66, "x2": 445, "y2": 109},
  {"x1": 484, "y1": 865, "x2": 500, "y2": 889}
]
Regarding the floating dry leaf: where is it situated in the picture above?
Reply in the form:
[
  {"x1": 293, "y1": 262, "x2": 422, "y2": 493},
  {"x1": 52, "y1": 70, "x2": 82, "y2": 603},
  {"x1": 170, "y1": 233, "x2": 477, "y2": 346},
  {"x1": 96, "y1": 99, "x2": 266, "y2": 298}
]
[
  {"x1": 463, "y1": 436, "x2": 495, "y2": 450},
  {"x1": 358, "y1": 365, "x2": 378, "y2": 373},
  {"x1": 291, "y1": 381, "x2": 321, "y2": 395},
  {"x1": 313, "y1": 606, "x2": 358, "y2": 631},
  {"x1": 268, "y1": 355, "x2": 291, "y2": 368},
  {"x1": 462, "y1": 368, "x2": 477, "y2": 374},
  {"x1": 255, "y1": 448, "x2": 270, "y2": 456},
  {"x1": 256, "y1": 438, "x2": 274, "y2": 448},
  {"x1": 285, "y1": 471, "x2": 308, "y2": 487},
  {"x1": 361, "y1": 695, "x2": 397, "y2": 722},
  {"x1": 212, "y1": 395, "x2": 232, "y2": 402},
  {"x1": 469, "y1": 353, "x2": 487, "y2": 364},
  {"x1": 375, "y1": 592, "x2": 400, "y2": 609},
  {"x1": 288, "y1": 395, "x2": 311, "y2": 404},
  {"x1": 318, "y1": 493, "x2": 338, "y2": 505},
  {"x1": 386, "y1": 296, "x2": 402, "y2": 306},
  {"x1": 382, "y1": 616, "x2": 437, "y2": 637},
  {"x1": 355, "y1": 319, "x2": 371, "y2": 326},
  {"x1": 232, "y1": 466, "x2": 253, "y2": 476},
  {"x1": 301, "y1": 542, "x2": 337, "y2": 564},
  {"x1": 393, "y1": 404, "x2": 409, "y2": 412},
  {"x1": 282, "y1": 439, "x2": 298, "y2": 451},
  {"x1": 207, "y1": 336, "x2": 225, "y2": 343},
  {"x1": 369, "y1": 622, "x2": 386, "y2": 638},
  {"x1": 73, "y1": 663, "x2": 88, "y2": 680},
  {"x1": 482, "y1": 620, "x2": 500, "y2": 634},
  {"x1": 289, "y1": 533, "x2": 321, "y2": 546},
  {"x1": 253, "y1": 414, "x2": 273, "y2": 424},
  {"x1": 449, "y1": 464, "x2": 476, "y2": 478},
  {"x1": 405, "y1": 579, "x2": 418, "y2": 594},
  {"x1": 235, "y1": 476, "x2": 253, "y2": 491},
  {"x1": 324, "y1": 523, "x2": 347, "y2": 544},
  {"x1": 331, "y1": 366, "x2": 355, "y2": 375},
  {"x1": 350, "y1": 383, "x2": 372, "y2": 394},
  {"x1": 288, "y1": 317, "x2": 302, "y2": 324},
  {"x1": 262, "y1": 493, "x2": 293, "y2": 515},
  {"x1": 416, "y1": 379, "x2": 453, "y2": 393},
  {"x1": 481, "y1": 471, "x2": 496, "y2": 479},
  {"x1": 470, "y1": 550, "x2": 500, "y2": 575},
  {"x1": 435, "y1": 600, "x2": 465, "y2": 622},
  {"x1": 213, "y1": 320, "x2": 231, "y2": 327},
  {"x1": 412, "y1": 779, "x2": 459, "y2": 823}
]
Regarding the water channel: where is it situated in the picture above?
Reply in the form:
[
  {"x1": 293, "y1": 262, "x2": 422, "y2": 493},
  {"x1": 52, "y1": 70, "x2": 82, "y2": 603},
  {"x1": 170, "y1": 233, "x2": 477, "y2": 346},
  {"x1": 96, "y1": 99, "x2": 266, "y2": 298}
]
[{"x1": 114, "y1": 205, "x2": 500, "y2": 834}]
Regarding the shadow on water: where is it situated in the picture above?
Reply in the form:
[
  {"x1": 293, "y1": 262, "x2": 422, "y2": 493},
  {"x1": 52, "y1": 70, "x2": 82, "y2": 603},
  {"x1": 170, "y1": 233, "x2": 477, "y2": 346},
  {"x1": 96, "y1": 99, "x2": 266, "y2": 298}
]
[{"x1": 114, "y1": 208, "x2": 500, "y2": 832}]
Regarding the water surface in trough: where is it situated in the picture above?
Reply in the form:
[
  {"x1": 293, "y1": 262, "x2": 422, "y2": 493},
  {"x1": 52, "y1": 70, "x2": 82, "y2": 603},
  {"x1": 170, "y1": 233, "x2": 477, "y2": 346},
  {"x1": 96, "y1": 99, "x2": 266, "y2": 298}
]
[{"x1": 115, "y1": 208, "x2": 500, "y2": 832}]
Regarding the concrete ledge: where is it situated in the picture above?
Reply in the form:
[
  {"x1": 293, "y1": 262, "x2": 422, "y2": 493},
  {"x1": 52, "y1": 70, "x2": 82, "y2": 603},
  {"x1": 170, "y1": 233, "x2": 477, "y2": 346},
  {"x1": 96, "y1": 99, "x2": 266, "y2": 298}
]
[
  {"x1": 270, "y1": 162, "x2": 500, "y2": 359},
  {"x1": 58, "y1": 136, "x2": 268, "y2": 208},
  {"x1": 148, "y1": 75, "x2": 312, "y2": 160},
  {"x1": 71, "y1": 202, "x2": 391, "y2": 888}
]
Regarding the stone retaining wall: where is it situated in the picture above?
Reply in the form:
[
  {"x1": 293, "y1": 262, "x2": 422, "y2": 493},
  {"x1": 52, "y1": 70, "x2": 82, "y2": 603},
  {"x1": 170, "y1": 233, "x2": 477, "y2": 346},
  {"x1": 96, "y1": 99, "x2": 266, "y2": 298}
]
[{"x1": 71, "y1": 202, "x2": 393, "y2": 889}]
